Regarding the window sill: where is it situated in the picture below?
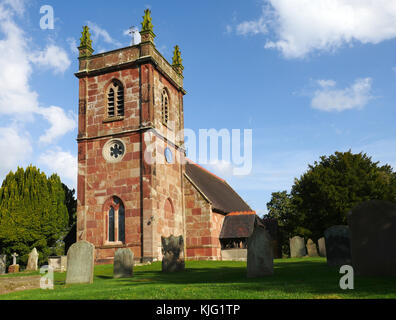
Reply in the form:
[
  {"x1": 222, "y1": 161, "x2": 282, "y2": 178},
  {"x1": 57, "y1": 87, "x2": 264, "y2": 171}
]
[
  {"x1": 103, "y1": 116, "x2": 124, "y2": 123},
  {"x1": 101, "y1": 241, "x2": 125, "y2": 248}
]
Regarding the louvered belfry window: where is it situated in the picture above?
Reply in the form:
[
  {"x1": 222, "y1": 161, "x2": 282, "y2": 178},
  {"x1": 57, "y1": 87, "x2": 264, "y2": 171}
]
[
  {"x1": 107, "y1": 80, "x2": 124, "y2": 117},
  {"x1": 161, "y1": 89, "x2": 169, "y2": 125}
]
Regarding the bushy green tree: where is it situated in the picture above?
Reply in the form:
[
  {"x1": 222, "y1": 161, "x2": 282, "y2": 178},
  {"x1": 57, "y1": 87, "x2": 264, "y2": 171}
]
[
  {"x1": 266, "y1": 191, "x2": 310, "y2": 257},
  {"x1": 0, "y1": 166, "x2": 69, "y2": 267},
  {"x1": 291, "y1": 151, "x2": 396, "y2": 241},
  {"x1": 62, "y1": 183, "x2": 77, "y2": 228}
]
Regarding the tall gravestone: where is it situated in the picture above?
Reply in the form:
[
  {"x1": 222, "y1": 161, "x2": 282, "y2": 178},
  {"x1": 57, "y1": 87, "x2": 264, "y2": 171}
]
[
  {"x1": 324, "y1": 225, "x2": 351, "y2": 267},
  {"x1": 0, "y1": 254, "x2": 6, "y2": 275},
  {"x1": 348, "y1": 200, "x2": 396, "y2": 276},
  {"x1": 306, "y1": 239, "x2": 319, "y2": 257},
  {"x1": 290, "y1": 236, "x2": 306, "y2": 258},
  {"x1": 161, "y1": 235, "x2": 185, "y2": 272},
  {"x1": 318, "y1": 237, "x2": 326, "y2": 257},
  {"x1": 26, "y1": 248, "x2": 39, "y2": 271},
  {"x1": 247, "y1": 225, "x2": 273, "y2": 277},
  {"x1": 65, "y1": 240, "x2": 95, "y2": 284},
  {"x1": 114, "y1": 248, "x2": 134, "y2": 278}
]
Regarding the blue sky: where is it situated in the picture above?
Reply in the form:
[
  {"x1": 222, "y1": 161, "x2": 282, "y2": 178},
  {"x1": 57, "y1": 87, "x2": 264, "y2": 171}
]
[{"x1": 0, "y1": 0, "x2": 395, "y2": 216}]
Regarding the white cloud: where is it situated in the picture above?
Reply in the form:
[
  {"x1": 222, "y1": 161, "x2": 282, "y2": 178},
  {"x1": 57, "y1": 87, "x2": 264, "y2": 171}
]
[
  {"x1": 0, "y1": 0, "x2": 77, "y2": 186},
  {"x1": 317, "y1": 79, "x2": 336, "y2": 88},
  {"x1": 37, "y1": 106, "x2": 76, "y2": 144},
  {"x1": 38, "y1": 148, "x2": 77, "y2": 187},
  {"x1": 311, "y1": 78, "x2": 373, "y2": 112},
  {"x1": 66, "y1": 37, "x2": 79, "y2": 55},
  {"x1": 0, "y1": 7, "x2": 39, "y2": 117},
  {"x1": 236, "y1": 0, "x2": 396, "y2": 58},
  {"x1": 206, "y1": 160, "x2": 234, "y2": 177},
  {"x1": 30, "y1": 45, "x2": 71, "y2": 74},
  {"x1": 0, "y1": 126, "x2": 32, "y2": 177},
  {"x1": 3, "y1": 0, "x2": 25, "y2": 15},
  {"x1": 0, "y1": 1, "x2": 75, "y2": 137},
  {"x1": 236, "y1": 16, "x2": 267, "y2": 36},
  {"x1": 87, "y1": 21, "x2": 121, "y2": 47}
]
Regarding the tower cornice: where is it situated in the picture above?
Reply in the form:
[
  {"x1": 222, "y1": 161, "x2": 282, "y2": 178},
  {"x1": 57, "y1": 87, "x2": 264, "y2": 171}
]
[{"x1": 75, "y1": 45, "x2": 185, "y2": 94}]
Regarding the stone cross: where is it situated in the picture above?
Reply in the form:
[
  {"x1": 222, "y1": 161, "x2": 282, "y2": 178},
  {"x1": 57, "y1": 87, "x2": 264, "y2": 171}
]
[{"x1": 12, "y1": 252, "x2": 18, "y2": 265}]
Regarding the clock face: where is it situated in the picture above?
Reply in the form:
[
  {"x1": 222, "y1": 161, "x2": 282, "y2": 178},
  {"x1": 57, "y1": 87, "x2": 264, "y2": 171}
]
[{"x1": 164, "y1": 147, "x2": 173, "y2": 163}]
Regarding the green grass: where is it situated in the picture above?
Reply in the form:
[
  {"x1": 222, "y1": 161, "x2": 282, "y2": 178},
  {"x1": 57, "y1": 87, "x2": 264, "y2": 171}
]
[
  {"x1": 0, "y1": 271, "x2": 40, "y2": 278},
  {"x1": 1, "y1": 257, "x2": 396, "y2": 299}
]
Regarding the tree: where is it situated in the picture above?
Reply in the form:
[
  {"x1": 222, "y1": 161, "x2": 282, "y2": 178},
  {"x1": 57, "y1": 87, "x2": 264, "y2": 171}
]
[
  {"x1": 266, "y1": 191, "x2": 310, "y2": 256},
  {"x1": 62, "y1": 183, "x2": 77, "y2": 228},
  {"x1": 291, "y1": 151, "x2": 396, "y2": 241},
  {"x1": 0, "y1": 166, "x2": 69, "y2": 266}
]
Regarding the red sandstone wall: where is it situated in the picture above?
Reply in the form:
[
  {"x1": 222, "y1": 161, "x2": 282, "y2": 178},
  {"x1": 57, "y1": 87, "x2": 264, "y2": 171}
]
[
  {"x1": 184, "y1": 176, "x2": 225, "y2": 260},
  {"x1": 152, "y1": 137, "x2": 185, "y2": 260},
  {"x1": 77, "y1": 58, "x2": 185, "y2": 263}
]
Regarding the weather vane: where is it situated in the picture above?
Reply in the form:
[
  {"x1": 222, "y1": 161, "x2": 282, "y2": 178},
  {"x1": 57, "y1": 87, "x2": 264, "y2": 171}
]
[{"x1": 127, "y1": 26, "x2": 141, "y2": 46}]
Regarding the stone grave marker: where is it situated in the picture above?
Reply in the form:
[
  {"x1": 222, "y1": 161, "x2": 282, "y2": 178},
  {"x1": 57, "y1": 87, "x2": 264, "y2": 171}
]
[
  {"x1": 65, "y1": 240, "x2": 95, "y2": 284},
  {"x1": 306, "y1": 239, "x2": 319, "y2": 257},
  {"x1": 0, "y1": 255, "x2": 6, "y2": 275},
  {"x1": 113, "y1": 248, "x2": 134, "y2": 278},
  {"x1": 48, "y1": 256, "x2": 67, "y2": 272},
  {"x1": 348, "y1": 200, "x2": 396, "y2": 276},
  {"x1": 324, "y1": 225, "x2": 351, "y2": 267},
  {"x1": 290, "y1": 236, "x2": 306, "y2": 258},
  {"x1": 26, "y1": 248, "x2": 39, "y2": 271},
  {"x1": 161, "y1": 235, "x2": 185, "y2": 272},
  {"x1": 8, "y1": 253, "x2": 19, "y2": 273},
  {"x1": 318, "y1": 237, "x2": 326, "y2": 257},
  {"x1": 247, "y1": 225, "x2": 274, "y2": 277}
]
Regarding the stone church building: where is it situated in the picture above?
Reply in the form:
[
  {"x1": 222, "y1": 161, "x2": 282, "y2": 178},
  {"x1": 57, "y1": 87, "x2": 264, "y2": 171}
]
[{"x1": 75, "y1": 10, "x2": 255, "y2": 264}]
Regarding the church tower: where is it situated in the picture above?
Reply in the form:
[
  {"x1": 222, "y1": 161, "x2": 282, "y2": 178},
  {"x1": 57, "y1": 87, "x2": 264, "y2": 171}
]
[{"x1": 75, "y1": 10, "x2": 186, "y2": 263}]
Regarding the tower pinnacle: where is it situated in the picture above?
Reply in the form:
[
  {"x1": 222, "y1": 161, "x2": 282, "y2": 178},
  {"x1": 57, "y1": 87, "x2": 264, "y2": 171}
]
[{"x1": 78, "y1": 26, "x2": 94, "y2": 58}]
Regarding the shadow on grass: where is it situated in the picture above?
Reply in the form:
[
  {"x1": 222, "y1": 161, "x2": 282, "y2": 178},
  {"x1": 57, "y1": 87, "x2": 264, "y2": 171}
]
[
  {"x1": 106, "y1": 259, "x2": 396, "y2": 298},
  {"x1": 7, "y1": 259, "x2": 395, "y2": 299}
]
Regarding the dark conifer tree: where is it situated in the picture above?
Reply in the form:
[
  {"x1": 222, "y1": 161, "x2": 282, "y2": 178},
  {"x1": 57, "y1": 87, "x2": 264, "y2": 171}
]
[{"x1": 0, "y1": 166, "x2": 69, "y2": 266}]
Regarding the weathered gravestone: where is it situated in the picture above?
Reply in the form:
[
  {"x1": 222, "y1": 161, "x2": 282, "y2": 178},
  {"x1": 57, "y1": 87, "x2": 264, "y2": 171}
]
[
  {"x1": 48, "y1": 256, "x2": 67, "y2": 272},
  {"x1": 114, "y1": 248, "x2": 134, "y2": 278},
  {"x1": 318, "y1": 237, "x2": 326, "y2": 257},
  {"x1": 324, "y1": 225, "x2": 351, "y2": 267},
  {"x1": 306, "y1": 239, "x2": 319, "y2": 257},
  {"x1": 8, "y1": 253, "x2": 19, "y2": 273},
  {"x1": 0, "y1": 254, "x2": 6, "y2": 274},
  {"x1": 247, "y1": 225, "x2": 273, "y2": 277},
  {"x1": 161, "y1": 235, "x2": 185, "y2": 272},
  {"x1": 26, "y1": 248, "x2": 39, "y2": 271},
  {"x1": 289, "y1": 236, "x2": 306, "y2": 258},
  {"x1": 348, "y1": 200, "x2": 396, "y2": 276},
  {"x1": 65, "y1": 240, "x2": 95, "y2": 284}
]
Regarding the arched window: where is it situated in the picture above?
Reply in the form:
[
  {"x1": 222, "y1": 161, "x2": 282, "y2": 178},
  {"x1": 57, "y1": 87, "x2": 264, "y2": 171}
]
[
  {"x1": 107, "y1": 80, "x2": 124, "y2": 117},
  {"x1": 161, "y1": 89, "x2": 169, "y2": 125},
  {"x1": 106, "y1": 196, "x2": 125, "y2": 243},
  {"x1": 164, "y1": 198, "x2": 174, "y2": 220}
]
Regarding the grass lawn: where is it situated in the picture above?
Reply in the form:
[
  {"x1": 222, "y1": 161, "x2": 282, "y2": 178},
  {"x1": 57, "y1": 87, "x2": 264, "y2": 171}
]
[{"x1": 1, "y1": 257, "x2": 396, "y2": 299}]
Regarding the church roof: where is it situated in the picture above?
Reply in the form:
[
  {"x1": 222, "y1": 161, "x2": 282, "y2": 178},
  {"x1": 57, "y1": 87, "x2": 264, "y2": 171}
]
[
  {"x1": 184, "y1": 161, "x2": 252, "y2": 214},
  {"x1": 219, "y1": 212, "x2": 264, "y2": 239}
]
